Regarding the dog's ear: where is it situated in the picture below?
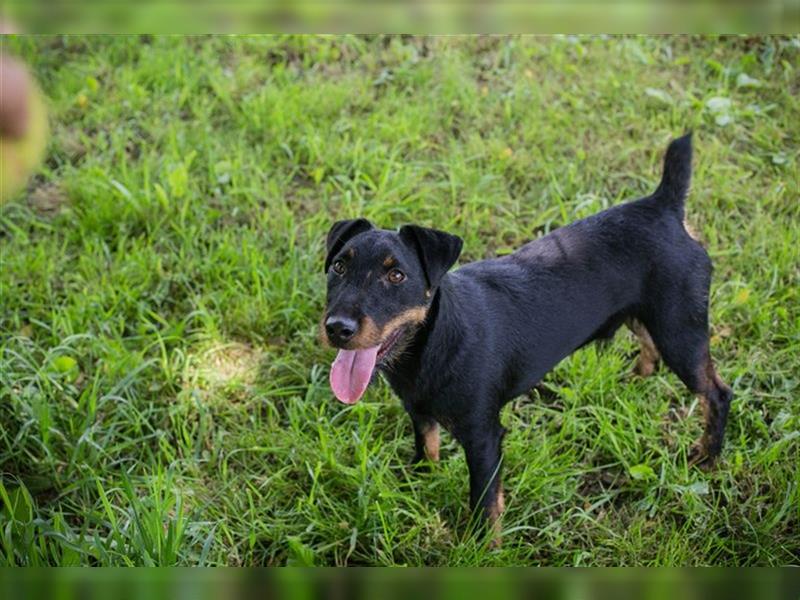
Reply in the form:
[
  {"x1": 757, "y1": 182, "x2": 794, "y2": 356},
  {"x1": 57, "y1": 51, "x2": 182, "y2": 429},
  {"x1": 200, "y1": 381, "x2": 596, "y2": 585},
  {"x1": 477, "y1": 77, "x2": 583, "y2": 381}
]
[
  {"x1": 324, "y1": 218, "x2": 373, "y2": 272},
  {"x1": 399, "y1": 224, "x2": 463, "y2": 290}
]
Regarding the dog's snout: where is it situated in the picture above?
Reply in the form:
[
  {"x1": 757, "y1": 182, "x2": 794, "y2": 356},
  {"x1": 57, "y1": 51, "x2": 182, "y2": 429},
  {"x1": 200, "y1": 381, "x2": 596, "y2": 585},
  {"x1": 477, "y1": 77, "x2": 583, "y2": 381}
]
[{"x1": 325, "y1": 315, "x2": 358, "y2": 344}]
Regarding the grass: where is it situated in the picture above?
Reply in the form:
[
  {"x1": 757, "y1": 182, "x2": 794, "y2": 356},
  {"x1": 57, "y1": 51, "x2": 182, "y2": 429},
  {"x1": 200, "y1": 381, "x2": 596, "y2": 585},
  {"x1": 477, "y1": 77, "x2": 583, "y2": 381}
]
[{"x1": 0, "y1": 35, "x2": 798, "y2": 566}]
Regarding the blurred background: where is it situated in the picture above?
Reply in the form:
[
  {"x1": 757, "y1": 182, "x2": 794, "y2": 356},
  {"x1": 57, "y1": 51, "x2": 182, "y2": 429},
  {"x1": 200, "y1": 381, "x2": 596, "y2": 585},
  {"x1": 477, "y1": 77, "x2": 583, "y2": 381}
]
[{"x1": 1, "y1": 0, "x2": 797, "y2": 33}]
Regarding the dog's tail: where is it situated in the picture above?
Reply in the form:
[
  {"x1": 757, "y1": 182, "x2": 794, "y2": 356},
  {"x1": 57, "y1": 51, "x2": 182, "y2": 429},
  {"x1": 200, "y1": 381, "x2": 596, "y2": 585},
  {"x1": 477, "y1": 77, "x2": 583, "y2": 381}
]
[{"x1": 652, "y1": 133, "x2": 692, "y2": 217}]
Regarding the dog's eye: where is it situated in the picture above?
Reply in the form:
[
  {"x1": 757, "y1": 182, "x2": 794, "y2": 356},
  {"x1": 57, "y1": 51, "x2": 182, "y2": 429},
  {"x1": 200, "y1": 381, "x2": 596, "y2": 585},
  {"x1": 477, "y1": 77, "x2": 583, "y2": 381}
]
[
  {"x1": 331, "y1": 259, "x2": 346, "y2": 275},
  {"x1": 387, "y1": 269, "x2": 406, "y2": 284}
]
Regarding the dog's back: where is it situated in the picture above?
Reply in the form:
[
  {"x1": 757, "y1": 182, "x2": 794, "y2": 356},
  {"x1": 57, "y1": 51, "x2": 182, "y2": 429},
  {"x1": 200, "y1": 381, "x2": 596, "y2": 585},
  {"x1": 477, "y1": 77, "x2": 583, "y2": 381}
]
[{"x1": 444, "y1": 134, "x2": 703, "y2": 399}]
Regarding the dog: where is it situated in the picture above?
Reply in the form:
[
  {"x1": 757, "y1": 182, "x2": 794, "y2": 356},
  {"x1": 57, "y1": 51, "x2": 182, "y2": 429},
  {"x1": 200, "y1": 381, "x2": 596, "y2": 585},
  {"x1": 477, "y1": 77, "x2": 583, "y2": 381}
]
[{"x1": 320, "y1": 134, "x2": 732, "y2": 545}]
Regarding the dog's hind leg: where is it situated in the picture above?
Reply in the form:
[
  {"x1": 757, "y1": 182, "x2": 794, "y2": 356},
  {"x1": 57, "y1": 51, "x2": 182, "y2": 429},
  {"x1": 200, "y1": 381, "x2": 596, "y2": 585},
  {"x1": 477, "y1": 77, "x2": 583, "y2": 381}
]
[
  {"x1": 651, "y1": 328, "x2": 732, "y2": 467},
  {"x1": 644, "y1": 284, "x2": 733, "y2": 467},
  {"x1": 688, "y1": 356, "x2": 733, "y2": 466},
  {"x1": 627, "y1": 318, "x2": 661, "y2": 377}
]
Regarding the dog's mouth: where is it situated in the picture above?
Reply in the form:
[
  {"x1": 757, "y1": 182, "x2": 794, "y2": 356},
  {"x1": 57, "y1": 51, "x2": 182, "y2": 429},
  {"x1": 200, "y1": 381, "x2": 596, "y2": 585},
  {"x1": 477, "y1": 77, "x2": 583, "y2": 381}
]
[
  {"x1": 376, "y1": 327, "x2": 404, "y2": 364},
  {"x1": 329, "y1": 326, "x2": 406, "y2": 405}
]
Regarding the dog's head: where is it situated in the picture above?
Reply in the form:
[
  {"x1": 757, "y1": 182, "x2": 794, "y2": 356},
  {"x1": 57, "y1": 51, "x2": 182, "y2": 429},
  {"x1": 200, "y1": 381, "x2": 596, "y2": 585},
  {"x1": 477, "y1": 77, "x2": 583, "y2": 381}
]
[{"x1": 321, "y1": 219, "x2": 462, "y2": 404}]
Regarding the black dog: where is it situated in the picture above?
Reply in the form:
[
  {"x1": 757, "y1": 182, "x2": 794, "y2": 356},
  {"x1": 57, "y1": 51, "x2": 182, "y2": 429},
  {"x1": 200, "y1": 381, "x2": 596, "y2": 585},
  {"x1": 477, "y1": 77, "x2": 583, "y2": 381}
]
[{"x1": 321, "y1": 134, "x2": 732, "y2": 544}]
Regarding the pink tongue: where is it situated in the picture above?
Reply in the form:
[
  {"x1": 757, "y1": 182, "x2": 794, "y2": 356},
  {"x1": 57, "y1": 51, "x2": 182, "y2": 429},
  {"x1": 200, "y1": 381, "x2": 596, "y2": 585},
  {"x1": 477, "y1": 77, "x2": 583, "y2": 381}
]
[{"x1": 329, "y1": 346, "x2": 380, "y2": 404}]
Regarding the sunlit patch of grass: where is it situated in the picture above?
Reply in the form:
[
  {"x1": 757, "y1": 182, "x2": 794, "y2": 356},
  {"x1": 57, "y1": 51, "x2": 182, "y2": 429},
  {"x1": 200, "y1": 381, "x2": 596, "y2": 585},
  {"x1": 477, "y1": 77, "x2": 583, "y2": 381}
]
[{"x1": 184, "y1": 341, "x2": 263, "y2": 392}]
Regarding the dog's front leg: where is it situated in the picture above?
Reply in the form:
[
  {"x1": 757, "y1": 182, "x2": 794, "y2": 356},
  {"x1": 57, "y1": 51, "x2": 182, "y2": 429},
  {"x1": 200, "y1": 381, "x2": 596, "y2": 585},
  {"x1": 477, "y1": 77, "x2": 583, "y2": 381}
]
[
  {"x1": 459, "y1": 421, "x2": 506, "y2": 547},
  {"x1": 409, "y1": 413, "x2": 440, "y2": 469}
]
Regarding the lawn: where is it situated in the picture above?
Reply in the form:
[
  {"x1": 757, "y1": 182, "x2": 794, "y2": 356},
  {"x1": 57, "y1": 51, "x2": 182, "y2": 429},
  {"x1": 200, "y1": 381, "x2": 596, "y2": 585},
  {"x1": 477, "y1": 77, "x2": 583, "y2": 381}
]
[{"x1": 1, "y1": 35, "x2": 798, "y2": 566}]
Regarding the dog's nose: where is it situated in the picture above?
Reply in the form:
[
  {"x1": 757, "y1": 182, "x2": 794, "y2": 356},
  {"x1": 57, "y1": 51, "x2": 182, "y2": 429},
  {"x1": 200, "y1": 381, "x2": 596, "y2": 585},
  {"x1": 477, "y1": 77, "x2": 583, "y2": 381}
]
[{"x1": 325, "y1": 316, "x2": 358, "y2": 344}]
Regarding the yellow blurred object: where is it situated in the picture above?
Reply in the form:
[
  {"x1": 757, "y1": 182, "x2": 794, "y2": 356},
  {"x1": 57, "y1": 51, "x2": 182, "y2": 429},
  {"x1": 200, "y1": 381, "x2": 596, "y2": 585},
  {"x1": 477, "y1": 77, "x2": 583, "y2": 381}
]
[{"x1": 0, "y1": 70, "x2": 48, "y2": 204}]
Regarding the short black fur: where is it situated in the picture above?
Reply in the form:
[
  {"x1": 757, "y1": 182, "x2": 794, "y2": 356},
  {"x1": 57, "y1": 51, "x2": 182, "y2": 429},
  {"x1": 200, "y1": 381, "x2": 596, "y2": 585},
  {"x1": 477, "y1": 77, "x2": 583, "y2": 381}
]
[{"x1": 321, "y1": 134, "x2": 732, "y2": 543}]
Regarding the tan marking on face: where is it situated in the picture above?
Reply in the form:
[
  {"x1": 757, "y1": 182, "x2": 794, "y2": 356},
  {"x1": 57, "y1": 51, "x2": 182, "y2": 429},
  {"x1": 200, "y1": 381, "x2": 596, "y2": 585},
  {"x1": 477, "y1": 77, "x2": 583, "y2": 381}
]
[
  {"x1": 379, "y1": 306, "x2": 428, "y2": 340},
  {"x1": 337, "y1": 306, "x2": 429, "y2": 349},
  {"x1": 422, "y1": 422, "x2": 440, "y2": 462},
  {"x1": 629, "y1": 319, "x2": 660, "y2": 377},
  {"x1": 348, "y1": 315, "x2": 381, "y2": 348},
  {"x1": 346, "y1": 248, "x2": 355, "y2": 258},
  {"x1": 318, "y1": 314, "x2": 331, "y2": 348},
  {"x1": 383, "y1": 256, "x2": 396, "y2": 267},
  {"x1": 487, "y1": 485, "x2": 505, "y2": 548}
]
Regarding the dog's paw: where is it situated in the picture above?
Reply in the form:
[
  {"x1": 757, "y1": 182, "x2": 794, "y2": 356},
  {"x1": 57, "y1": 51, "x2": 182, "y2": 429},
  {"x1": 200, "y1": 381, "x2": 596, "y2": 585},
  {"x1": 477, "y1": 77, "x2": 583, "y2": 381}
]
[
  {"x1": 687, "y1": 439, "x2": 717, "y2": 471},
  {"x1": 633, "y1": 360, "x2": 657, "y2": 378},
  {"x1": 409, "y1": 454, "x2": 433, "y2": 473}
]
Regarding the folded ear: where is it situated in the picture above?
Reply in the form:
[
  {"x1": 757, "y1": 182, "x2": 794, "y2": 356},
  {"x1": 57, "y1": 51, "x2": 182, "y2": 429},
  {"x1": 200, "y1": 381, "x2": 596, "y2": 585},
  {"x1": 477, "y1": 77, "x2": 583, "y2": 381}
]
[
  {"x1": 399, "y1": 224, "x2": 463, "y2": 290},
  {"x1": 324, "y1": 218, "x2": 373, "y2": 272}
]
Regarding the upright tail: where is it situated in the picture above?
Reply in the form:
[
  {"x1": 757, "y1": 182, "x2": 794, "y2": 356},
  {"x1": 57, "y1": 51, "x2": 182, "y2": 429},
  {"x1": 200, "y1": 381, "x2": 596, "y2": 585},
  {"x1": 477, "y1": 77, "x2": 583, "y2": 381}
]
[{"x1": 653, "y1": 133, "x2": 693, "y2": 216}]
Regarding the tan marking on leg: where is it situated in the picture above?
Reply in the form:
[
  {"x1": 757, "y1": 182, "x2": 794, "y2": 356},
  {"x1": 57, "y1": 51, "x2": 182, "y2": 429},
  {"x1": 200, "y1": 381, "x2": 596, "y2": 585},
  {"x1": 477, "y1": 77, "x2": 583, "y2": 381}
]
[
  {"x1": 689, "y1": 354, "x2": 726, "y2": 468},
  {"x1": 689, "y1": 392, "x2": 712, "y2": 466},
  {"x1": 487, "y1": 485, "x2": 505, "y2": 548},
  {"x1": 629, "y1": 319, "x2": 660, "y2": 377},
  {"x1": 422, "y1": 422, "x2": 440, "y2": 462}
]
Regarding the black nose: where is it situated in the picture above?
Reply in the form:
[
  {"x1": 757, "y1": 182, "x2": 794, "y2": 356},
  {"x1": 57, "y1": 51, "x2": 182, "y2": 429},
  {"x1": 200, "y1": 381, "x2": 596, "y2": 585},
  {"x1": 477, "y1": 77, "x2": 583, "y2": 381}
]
[{"x1": 325, "y1": 316, "x2": 358, "y2": 344}]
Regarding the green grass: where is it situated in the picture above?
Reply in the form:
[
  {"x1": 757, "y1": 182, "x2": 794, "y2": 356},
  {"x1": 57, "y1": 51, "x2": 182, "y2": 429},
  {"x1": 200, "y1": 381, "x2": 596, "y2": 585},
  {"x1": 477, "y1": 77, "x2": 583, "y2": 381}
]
[{"x1": 1, "y1": 35, "x2": 798, "y2": 566}]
